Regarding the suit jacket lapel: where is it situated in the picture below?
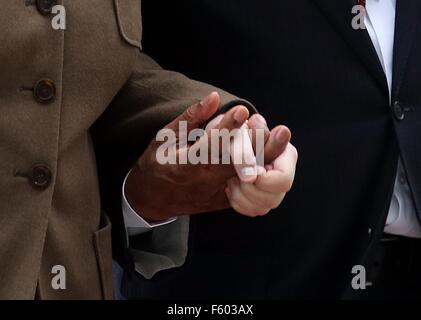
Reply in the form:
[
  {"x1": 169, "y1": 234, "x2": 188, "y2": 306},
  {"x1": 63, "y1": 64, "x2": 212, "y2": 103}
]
[
  {"x1": 392, "y1": 0, "x2": 421, "y2": 99},
  {"x1": 312, "y1": 0, "x2": 388, "y2": 95}
]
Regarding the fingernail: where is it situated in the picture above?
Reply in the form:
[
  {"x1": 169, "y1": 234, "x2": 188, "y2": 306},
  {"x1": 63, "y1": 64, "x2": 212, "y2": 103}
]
[
  {"x1": 241, "y1": 166, "x2": 257, "y2": 177},
  {"x1": 256, "y1": 166, "x2": 266, "y2": 175},
  {"x1": 276, "y1": 130, "x2": 287, "y2": 144},
  {"x1": 265, "y1": 164, "x2": 274, "y2": 171},
  {"x1": 200, "y1": 92, "x2": 216, "y2": 108},
  {"x1": 255, "y1": 114, "x2": 267, "y2": 126},
  {"x1": 233, "y1": 107, "x2": 248, "y2": 123}
]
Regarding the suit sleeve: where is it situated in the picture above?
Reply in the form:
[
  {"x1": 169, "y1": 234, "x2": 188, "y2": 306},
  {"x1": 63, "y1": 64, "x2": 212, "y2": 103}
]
[{"x1": 91, "y1": 52, "x2": 256, "y2": 280}]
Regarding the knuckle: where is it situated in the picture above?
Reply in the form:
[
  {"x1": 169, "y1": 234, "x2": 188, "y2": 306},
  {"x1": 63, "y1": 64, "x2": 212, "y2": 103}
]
[
  {"x1": 281, "y1": 180, "x2": 294, "y2": 193},
  {"x1": 184, "y1": 106, "x2": 196, "y2": 123},
  {"x1": 232, "y1": 201, "x2": 258, "y2": 217},
  {"x1": 247, "y1": 208, "x2": 270, "y2": 217},
  {"x1": 183, "y1": 104, "x2": 202, "y2": 124},
  {"x1": 257, "y1": 208, "x2": 271, "y2": 216},
  {"x1": 231, "y1": 202, "x2": 251, "y2": 217},
  {"x1": 247, "y1": 206, "x2": 270, "y2": 217},
  {"x1": 243, "y1": 211, "x2": 259, "y2": 218},
  {"x1": 256, "y1": 197, "x2": 275, "y2": 211},
  {"x1": 289, "y1": 144, "x2": 298, "y2": 161},
  {"x1": 271, "y1": 194, "x2": 286, "y2": 209},
  {"x1": 278, "y1": 172, "x2": 294, "y2": 192}
]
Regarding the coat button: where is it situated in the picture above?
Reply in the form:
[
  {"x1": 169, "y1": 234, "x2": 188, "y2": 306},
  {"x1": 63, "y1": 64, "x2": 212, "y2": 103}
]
[
  {"x1": 36, "y1": 0, "x2": 57, "y2": 15},
  {"x1": 34, "y1": 79, "x2": 56, "y2": 104},
  {"x1": 393, "y1": 101, "x2": 405, "y2": 121},
  {"x1": 31, "y1": 165, "x2": 52, "y2": 190}
]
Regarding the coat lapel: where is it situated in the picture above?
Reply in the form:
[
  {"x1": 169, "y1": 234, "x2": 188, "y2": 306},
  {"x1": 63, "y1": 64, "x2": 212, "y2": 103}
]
[
  {"x1": 392, "y1": 0, "x2": 421, "y2": 99},
  {"x1": 312, "y1": 0, "x2": 388, "y2": 95}
]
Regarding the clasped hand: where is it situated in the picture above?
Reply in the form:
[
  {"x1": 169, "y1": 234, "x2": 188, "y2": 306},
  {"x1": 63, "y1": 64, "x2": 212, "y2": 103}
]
[{"x1": 125, "y1": 92, "x2": 298, "y2": 221}]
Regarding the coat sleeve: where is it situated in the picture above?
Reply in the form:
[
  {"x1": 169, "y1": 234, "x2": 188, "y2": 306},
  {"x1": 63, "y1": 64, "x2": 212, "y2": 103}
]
[{"x1": 91, "y1": 52, "x2": 256, "y2": 280}]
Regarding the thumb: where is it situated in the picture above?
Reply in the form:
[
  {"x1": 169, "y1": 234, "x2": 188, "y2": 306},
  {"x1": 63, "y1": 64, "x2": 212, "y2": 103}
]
[
  {"x1": 165, "y1": 91, "x2": 220, "y2": 135},
  {"x1": 232, "y1": 124, "x2": 258, "y2": 184}
]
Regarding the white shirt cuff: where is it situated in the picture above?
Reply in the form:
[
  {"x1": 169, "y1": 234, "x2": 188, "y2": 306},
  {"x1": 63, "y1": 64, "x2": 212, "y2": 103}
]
[{"x1": 121, "y1": 171, "x2": 177, "y2": 237}]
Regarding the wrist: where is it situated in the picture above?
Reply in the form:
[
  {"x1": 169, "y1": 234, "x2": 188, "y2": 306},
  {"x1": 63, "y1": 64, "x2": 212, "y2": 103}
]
[{"x1": 124, "y1": 165, "x2": 175, "y2": 222}]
